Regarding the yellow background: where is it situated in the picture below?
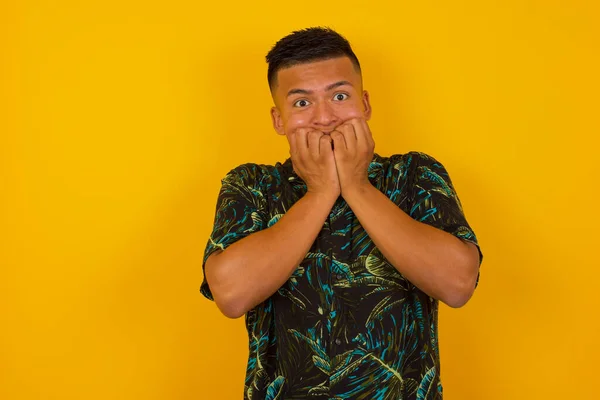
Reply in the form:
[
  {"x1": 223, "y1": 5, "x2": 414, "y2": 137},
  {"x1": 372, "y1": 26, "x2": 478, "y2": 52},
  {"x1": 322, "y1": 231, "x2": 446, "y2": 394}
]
[{"x1": 1, "y1": 1, "x2": 599, "y2": 399}]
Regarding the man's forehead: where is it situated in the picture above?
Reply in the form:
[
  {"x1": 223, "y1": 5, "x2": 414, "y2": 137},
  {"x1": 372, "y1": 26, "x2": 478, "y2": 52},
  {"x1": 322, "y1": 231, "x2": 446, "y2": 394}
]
[{"x1": 275, "y1": 57, "x2": 360, "y2": 92}]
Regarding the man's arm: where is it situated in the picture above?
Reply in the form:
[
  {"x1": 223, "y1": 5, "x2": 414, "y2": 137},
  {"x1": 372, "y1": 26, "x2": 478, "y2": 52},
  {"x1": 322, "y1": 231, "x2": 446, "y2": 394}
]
[
  {"x1": 342, "y1": 183, "x2": 480, "y2": 308},
  {"x1": 204, "y1": 128, "x2": 340, "y2": 318},
  {"x1": 205, "y1": 191, "x2": 336, "y2": 318},
  {"x1": 330, "y1": 118, "x2": 481, "y2": 308}
]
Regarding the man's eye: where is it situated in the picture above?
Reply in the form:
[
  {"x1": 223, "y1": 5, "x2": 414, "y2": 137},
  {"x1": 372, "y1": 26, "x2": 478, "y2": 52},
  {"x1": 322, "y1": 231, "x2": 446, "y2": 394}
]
[
  {"x1": 333, "y1": 93, "x2": 349, "y2": 101},
  {"x1": 293, "y1": 99, "x2": 311, "y2": 107}
]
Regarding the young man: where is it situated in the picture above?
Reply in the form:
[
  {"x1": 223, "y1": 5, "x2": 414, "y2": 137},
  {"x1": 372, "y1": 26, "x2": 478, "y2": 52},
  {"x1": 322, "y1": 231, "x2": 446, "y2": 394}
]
[{"x1": 201, "y1": 27, "x2": 483, "y2": 400}]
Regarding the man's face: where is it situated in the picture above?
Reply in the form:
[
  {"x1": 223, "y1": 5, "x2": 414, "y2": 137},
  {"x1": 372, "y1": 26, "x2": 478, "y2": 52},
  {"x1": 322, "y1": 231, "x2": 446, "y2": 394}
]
[{"x1": 270, "y1": 56, "x2": 371, "y2": 137}]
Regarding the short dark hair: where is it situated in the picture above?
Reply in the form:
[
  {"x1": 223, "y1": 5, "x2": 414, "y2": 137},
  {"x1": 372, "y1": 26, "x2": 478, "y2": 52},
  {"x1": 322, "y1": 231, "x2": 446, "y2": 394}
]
[{"x1": 266, "y1": 27, "x2": 361, "y2": 91}]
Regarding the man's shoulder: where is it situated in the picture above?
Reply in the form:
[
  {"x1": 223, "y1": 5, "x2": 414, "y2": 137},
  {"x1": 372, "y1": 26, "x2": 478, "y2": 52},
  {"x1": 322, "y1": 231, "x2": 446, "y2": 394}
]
[
  {"x1": 373, "y1": 150, "x2": 432, "y2": 162},
  {"x1": 221, "y1": 159, "x2": 286, "y2": 188},
  {"x1": 380, "y1": 150, "x2": 436, "y2": 162},
  {"x1": 375, "y1": 151, "x2": 434, "y2": 173}
]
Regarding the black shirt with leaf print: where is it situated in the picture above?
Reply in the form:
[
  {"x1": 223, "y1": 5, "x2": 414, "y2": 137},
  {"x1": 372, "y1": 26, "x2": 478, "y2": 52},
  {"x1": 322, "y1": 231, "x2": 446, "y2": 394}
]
[{"x1": 201, "y1": 151, "x2": 483, "y2": 400}]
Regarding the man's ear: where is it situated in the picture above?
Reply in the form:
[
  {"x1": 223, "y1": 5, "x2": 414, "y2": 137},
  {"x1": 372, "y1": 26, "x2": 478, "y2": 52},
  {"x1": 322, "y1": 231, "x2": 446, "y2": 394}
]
[
  {"x1": 271, "y1": 107, "x2": 285, "y2": 136},
  {"x1": 362, "y1": 90, "x2": 372, "y2": 121}
]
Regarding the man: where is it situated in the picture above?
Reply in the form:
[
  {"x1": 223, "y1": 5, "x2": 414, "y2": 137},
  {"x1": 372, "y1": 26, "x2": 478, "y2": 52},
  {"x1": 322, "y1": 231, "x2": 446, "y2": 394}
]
[{"x1": 200, "y1": 27, "x2": 483, "y2": 400}]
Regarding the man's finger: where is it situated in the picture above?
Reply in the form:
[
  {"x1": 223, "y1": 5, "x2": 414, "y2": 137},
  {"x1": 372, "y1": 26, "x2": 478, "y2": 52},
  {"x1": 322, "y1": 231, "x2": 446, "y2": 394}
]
[
  {"x1": 288, "y1": 130, "x2": 297, "y2": 155},
  {"x1": 348, "y1": 118, "x2": 368, "y2": 149},
  {"x1": 359, "y1": 118, "x2": 375, "y2": 149},
  {"x1": 320, "y1": 134, "x2": 333, "y2": 155},
  {"x1": 308, "y1": 130, "x2": 322, "y2": 158},
  {"x1": 331, "y1": 130, "x2": 347, "y2": 153},
  {"x1": 295, "y1": 128, "x2": 310, "y2": 159},
  {"x1": 338, "y1": 122, "x2": 357, "y2": 153}
]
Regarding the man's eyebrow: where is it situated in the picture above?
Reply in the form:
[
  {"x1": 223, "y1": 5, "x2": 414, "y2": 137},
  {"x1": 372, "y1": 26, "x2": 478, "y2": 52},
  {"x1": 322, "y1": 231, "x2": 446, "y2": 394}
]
[
  {"x1": 286, "y1": 81, "x2": 353, "y2": 98},
  {"x1": 325, "y1": 80, "x2": 352, "y2": 91},
  {"x1": 286, "y1": 88, "x2": 312, "y2": 97}
]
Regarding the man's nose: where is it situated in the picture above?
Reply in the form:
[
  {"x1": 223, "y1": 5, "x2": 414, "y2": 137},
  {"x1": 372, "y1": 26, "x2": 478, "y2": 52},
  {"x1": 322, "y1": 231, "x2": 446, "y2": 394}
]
[{"x1": 312, "y1": 100, "x2": 337, "y2": 127}]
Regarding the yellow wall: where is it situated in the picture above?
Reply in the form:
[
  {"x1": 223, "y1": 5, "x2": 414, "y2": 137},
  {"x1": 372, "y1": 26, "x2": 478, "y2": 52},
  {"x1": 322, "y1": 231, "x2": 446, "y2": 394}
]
[{"x1": 1, "y1": 1, "x2": 598, "y2": 399}]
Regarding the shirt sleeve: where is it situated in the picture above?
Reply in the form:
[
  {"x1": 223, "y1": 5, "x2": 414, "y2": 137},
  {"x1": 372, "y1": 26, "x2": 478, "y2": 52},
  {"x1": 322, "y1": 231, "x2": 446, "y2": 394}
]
[
  {"x1": 200, "y1": 165, "x2": 267, "y2": 301},
  {"x1": 408, "y1": 151, "x2": 484, "y2": 269}
]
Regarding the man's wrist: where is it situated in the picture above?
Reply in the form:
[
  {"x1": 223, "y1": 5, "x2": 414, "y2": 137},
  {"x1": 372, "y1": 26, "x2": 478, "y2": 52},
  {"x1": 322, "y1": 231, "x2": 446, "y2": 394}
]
[
  {"x1": 341, "y1": 180, "x2": 373, "y2": 200},
  {"x1": 304, "y1": 189, "x2": 339, "y2": 207}
]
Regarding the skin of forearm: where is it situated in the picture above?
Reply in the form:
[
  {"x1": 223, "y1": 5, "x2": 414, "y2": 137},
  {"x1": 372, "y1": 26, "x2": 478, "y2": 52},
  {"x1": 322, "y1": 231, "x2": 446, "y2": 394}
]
[{"x1": 205, "y1": 191, "x2": 337, "y2": 318}]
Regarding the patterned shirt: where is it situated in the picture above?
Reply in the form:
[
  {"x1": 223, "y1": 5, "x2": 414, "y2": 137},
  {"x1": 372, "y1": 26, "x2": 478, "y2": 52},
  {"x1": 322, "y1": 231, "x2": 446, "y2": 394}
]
[{"x1": 201, "y1": 151, "x2": 483, "y2": 400}]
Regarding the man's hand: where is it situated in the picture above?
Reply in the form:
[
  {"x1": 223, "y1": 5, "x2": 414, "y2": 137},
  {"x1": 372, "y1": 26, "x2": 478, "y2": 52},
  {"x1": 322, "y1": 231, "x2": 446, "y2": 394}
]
[
  {"x1": 289, "y1": 128, "x2": 341, "y2": 200},
  {"x1": 330, "y1": 118, "x2": 375, "y2": 196}
]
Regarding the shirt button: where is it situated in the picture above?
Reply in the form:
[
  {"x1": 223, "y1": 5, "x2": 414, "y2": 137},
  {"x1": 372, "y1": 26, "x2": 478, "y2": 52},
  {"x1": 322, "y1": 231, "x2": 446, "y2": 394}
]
[{"x1": 335, "y1": 338, "x2": 342, "y2": 346}]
